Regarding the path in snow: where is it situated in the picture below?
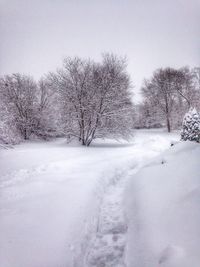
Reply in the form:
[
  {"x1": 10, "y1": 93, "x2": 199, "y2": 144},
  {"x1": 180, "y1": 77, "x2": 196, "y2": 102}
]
[
  {"x1": 84, "y1": 166, "x2": 138, "y2": 267},
  {"x1": 85, "y1": 170, "x2": 128, "y2": 267}
]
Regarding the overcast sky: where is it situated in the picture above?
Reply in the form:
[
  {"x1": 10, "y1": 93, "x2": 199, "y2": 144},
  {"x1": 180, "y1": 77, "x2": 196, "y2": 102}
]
[{"x1": 0, "y1": 0, "x2": 200, "y2": 101}]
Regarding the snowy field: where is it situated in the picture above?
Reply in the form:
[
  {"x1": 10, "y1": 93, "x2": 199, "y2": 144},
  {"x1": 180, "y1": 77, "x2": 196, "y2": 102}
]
[{"x1": 0, "y1": 129, "x2": 200, "y2": 267}]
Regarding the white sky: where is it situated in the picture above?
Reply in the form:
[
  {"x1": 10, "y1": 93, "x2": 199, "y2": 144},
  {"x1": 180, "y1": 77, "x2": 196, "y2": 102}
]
[{"x1": 0, "y1": 0, "x2": 200, "y2": 101}]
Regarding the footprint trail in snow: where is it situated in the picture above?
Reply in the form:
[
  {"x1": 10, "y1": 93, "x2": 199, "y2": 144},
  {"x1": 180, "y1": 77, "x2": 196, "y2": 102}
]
[{"x1": 85, "y1": 170, "x2": 130, "y2": 267}]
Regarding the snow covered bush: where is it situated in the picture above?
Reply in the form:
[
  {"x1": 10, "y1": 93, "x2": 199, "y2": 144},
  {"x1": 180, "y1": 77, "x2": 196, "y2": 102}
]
[{"x1": 181, "y1": 107, "x2": 200, "y2": 142}]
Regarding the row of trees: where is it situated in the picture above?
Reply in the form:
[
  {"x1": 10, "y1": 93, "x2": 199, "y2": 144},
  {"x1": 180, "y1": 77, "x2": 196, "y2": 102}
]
[
  {"x1": 0, "y1": 54, "x2": 134, "y2": 146},
  {"x1": 1, "y1": 53, "x2": 199, "y2": 146},
  {"x1": 135, "y1": 67, "x2": 200, "y2": 132}
]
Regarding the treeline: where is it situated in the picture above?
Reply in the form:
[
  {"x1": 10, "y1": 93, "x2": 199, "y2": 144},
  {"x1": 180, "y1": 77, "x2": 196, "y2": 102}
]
[
  {"x1": 135, "y1": 67, "x2": 200, "y2": 131},
  {"x1": 0, "y1": 54, "x2": 134, "y2": 146},
  {"x1": 0, "y1": 54, "x2": 199, "y2": 146}
]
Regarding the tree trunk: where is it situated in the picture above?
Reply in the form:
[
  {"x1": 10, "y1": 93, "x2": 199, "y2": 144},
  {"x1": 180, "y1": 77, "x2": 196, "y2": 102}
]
[
  {"x1": 166, "y1": 115, "x2": 171, "y2": 132},
  {"x1": 82, "y1": 139, "x2": 86, "y2": 146},
  {"x1": 24, "y1": 128, "x2": 28, "y2": 140}
]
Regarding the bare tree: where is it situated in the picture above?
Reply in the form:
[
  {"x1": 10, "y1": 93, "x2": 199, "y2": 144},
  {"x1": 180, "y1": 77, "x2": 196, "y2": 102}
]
[
  {"x1": 34, "y1": 78, "x2": 61, "y2": 138},
  {"x1": 193, "y1": 67, "x2": 200, "y2": 90},
  {"x1": 0, "y1": 74, "x2": 38, "y2": 140},
  {"x1": 141, "y1": 67, "x2": 199, "y2": 132},
  {"x1": 0, "y1": 74, "x2": 62, "y2": 143},
  {"x1": 191, "y1": 67, "x2": 200, "y2": 107},
  {"x1": 49, "y1": 54, "x2": 134, "y2": 146},
  {"x1": 174, "y1": 67, "x2": 200, "y2": 108},
  {"x1": 0, "y1": 100, "x2": 21, "y2": 145},
  {"x1": 134, "y1": 102, "x2": 163, "y2": 129},
  {"x1": 142, "y1": 68, "x2": 179, "y2": 132}
]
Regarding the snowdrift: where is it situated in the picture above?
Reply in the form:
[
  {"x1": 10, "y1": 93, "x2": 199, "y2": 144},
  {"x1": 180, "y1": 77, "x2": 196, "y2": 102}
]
[{"x1": 125, "y1": 141, "x2": 200, "y2": 267}]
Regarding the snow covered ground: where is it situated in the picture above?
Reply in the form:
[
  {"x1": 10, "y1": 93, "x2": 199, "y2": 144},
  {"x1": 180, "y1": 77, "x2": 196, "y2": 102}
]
[
  {"x1": 125, "y1": 138, "x2": 200, "y2": 267},
  {"x1": 0, "y1": 129, "x2": 199, "y2": 267}
]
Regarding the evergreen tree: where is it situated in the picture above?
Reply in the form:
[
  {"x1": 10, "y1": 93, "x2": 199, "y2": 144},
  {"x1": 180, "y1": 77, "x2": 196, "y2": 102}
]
[{"x1": 181, "y1": 108, "x2": 200, "y2": 142}]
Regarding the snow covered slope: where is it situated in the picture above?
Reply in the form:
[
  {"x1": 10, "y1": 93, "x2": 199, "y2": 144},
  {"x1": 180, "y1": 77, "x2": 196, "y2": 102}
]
[
  {"x1": 125, "y1": 141, "x2": 200, "y2": 267},
  {"x1": 0, "y1": 130, "x2": 180, "y2": 267}
]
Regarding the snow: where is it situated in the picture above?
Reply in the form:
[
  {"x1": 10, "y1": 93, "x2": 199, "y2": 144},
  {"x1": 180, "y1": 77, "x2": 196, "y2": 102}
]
[
  {"x1": 125, "y1": 140, "x2": 200, "y2": 267},
  {"x1": 1, "y1": 129, "x2": 199, "y2": 267}
]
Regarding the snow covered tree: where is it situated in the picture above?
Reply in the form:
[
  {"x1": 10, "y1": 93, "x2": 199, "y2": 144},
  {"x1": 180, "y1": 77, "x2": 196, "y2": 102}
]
[
  {"x1": 49, "y1": 54, "x2": 134, "y2": 146},
  {"x1": 33, "y1": 78, "x2": 62, "y2": 139},
  {"x1": 0, "y1": 74, "x2": 61, "y2": 142},
  {"x1": 141, "y1": 68, "x2": 179, "y2": 132},
  {"x1": 181, "y1": 108, "x2": 200, "y2": 142},
  {"x1": 0, "y1": 74, "x2": 38, "y2": 140},
  {"x1": 140, "y1": 67, "x2": 199, "y2": 131},
  {"x1": 191, "y1": 67, "x2": 200, "y2": 109},
  {"x1": 0, "y1": 103, "x2": 21, "y2": 145},
  {"x1": 134, "y1": 101, "x2": 163, "y2": 129}
]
